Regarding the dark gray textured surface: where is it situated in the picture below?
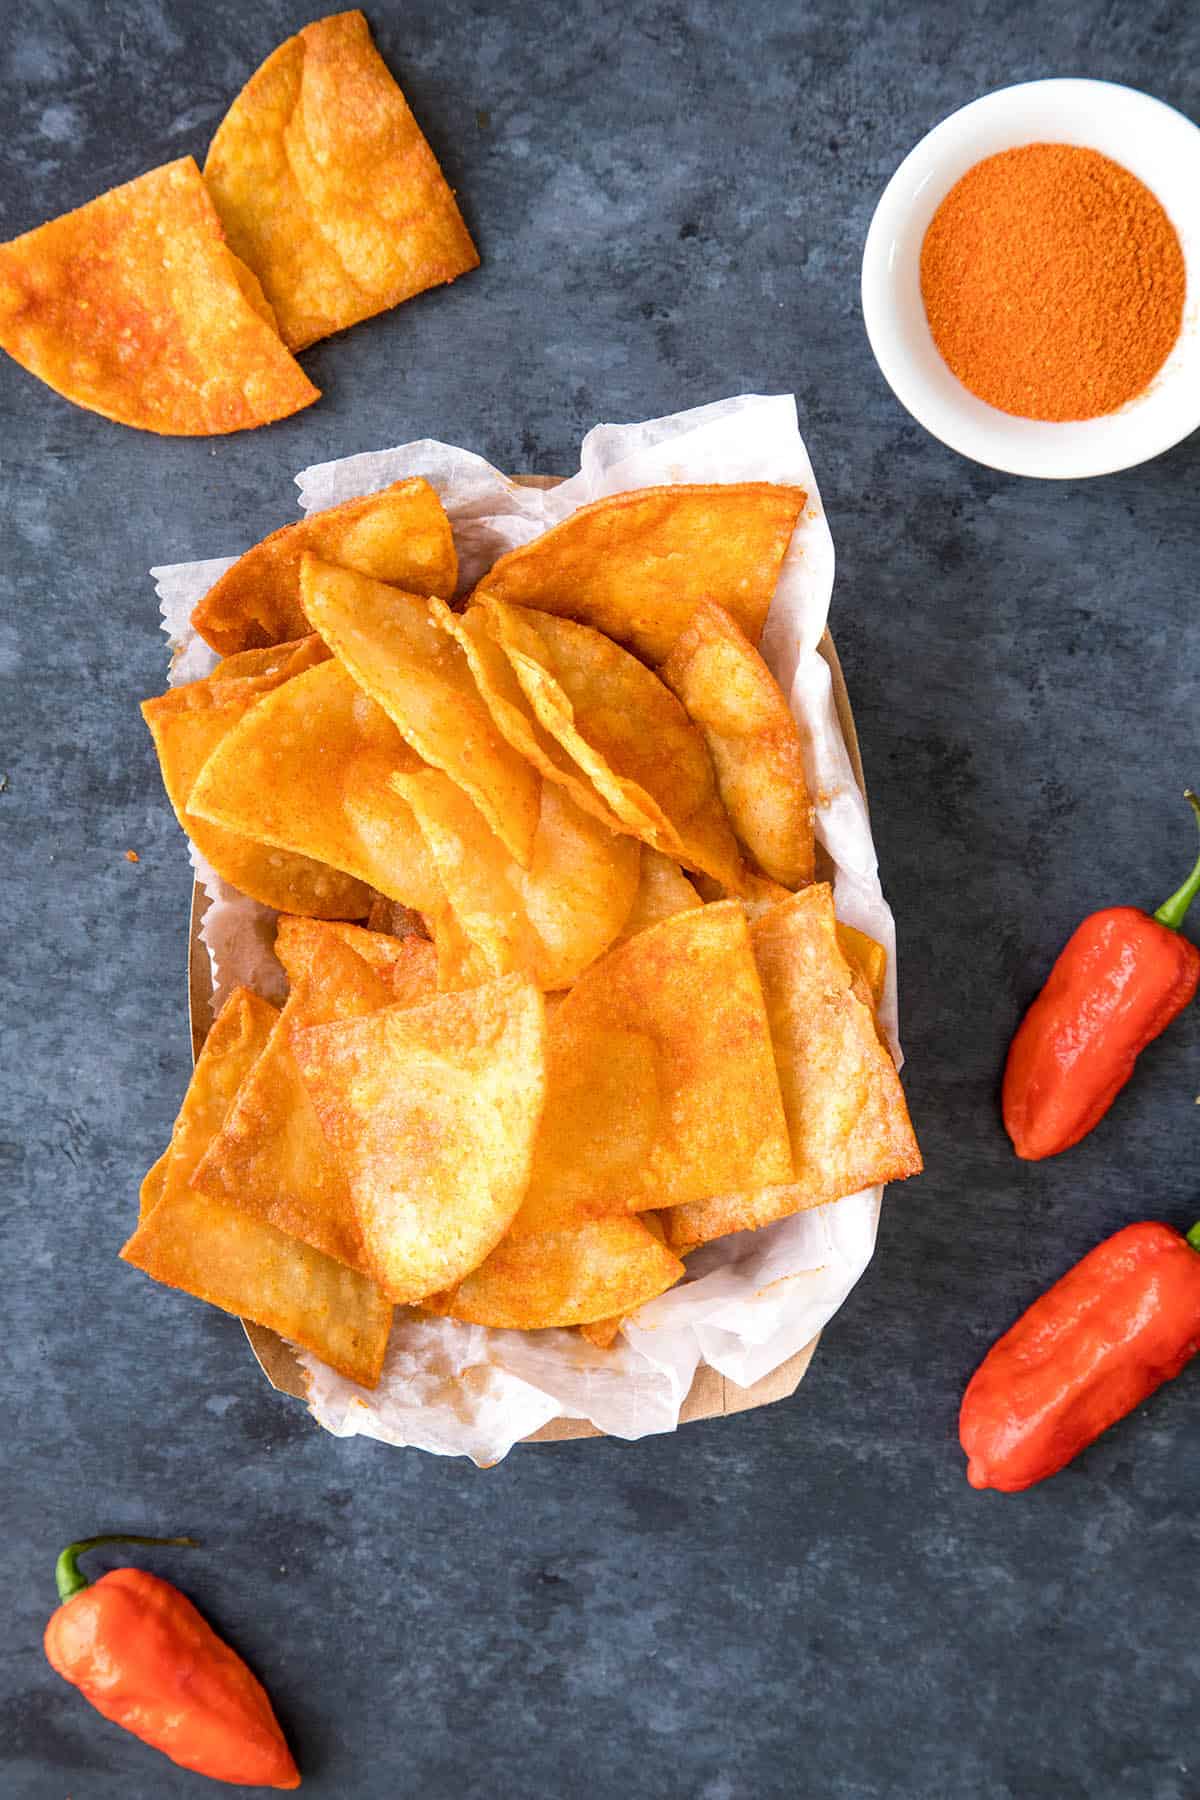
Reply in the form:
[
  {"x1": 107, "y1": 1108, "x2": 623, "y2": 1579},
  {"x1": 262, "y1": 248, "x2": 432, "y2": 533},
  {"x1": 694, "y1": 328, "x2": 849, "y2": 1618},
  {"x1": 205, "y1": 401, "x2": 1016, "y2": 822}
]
[{"x1": 3, "y1": 2, "x2": 1200, "y2": 1795}]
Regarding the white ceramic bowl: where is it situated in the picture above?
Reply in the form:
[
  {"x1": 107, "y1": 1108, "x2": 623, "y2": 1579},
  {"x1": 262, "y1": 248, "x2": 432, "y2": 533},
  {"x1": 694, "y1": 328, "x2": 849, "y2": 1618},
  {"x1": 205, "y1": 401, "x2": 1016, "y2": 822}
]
[{"x1": 861, "y1": 79, "x2": 1200, "y2": 478}]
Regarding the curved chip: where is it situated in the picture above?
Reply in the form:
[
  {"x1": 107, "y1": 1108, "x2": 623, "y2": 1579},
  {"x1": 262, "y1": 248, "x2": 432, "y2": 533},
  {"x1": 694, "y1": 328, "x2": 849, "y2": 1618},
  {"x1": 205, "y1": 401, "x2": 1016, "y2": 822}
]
[
  {"x1": 301, "y1": 557, "x2": 541, "y2": 867},
  {"x1": 660, "y1": 600, "x2": 814, "y2": 888},
  {"x1": 614, "y1": 849, "x2": 701, "y2": 946},
  {"x1": 292, "y1": 975, "x2": 546, "y2": 1305},
  {"x1": 204, "y1": 9, "x2": 479, "y2": 352},
  {"x1": 473, "y1": 483, "x2": 806, "y2": 663},
  {"x1": 395, "y1": 768, "x2": 639, "y2": 991},
  {"x1": 0, "y1": 157, "x2": 317, "y2": 434},
  {"x1": 141, "y1": 644, "x2": 371, "y2": 919},
  {"x1": 187, "y1": 658, "x2": 444, "y2": 915},
  {"x1": 437, "y1": 1216, "x2": 683, "y2": 1330},
  {"x1": 192, "y1": 477, "x2": 457, "y2": 656},
  {"x1": 481, "y1": 600, "x2": 743, "y2": 888}
]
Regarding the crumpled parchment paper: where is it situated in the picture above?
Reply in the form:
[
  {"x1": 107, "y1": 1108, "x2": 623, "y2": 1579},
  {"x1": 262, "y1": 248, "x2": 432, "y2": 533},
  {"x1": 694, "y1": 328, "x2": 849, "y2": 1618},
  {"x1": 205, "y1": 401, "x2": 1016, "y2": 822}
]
[{"x1": 152, "y1": 394, "x2": 901, "y2": 1465}]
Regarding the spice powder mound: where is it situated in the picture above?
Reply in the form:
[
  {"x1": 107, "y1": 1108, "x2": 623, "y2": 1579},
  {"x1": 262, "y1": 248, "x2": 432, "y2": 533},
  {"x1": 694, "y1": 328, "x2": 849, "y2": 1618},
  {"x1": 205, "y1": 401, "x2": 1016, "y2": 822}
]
[{"x1": 920, "y1": 143, "x2": 1185, "y2": 422}]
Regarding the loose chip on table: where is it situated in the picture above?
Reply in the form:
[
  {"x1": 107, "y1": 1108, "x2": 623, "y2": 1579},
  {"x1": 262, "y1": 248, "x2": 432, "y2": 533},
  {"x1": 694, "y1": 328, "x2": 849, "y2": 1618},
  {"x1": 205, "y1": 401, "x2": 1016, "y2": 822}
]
[
  {"x1": 141, "y1": 638, "x2": 371, "y2": 919},
  {"x1": 122, "y1": 987, "x2": 392, "y2": 1387},
  {"x1": 204, "y1": 9, "x2": 479, "y2": 353},
  {"x1": 186, "y1": 658, "x2": 445, "y2": 915},
  {"x1": 300, "y1": 556, "x2": 540, "y2": 867},
  {"x1": 394, "y1": 768, "x2": 640, "y2": 991},
  {"x1": 660, "y1": 599, "x2": 814, "y2": 889},
  {"x1": 0, "y1": 157, "x2": 317, "y2": 434},
  {"x1": 472, "y1": 483, "x2": 807, "y2": 663},
  {"x1": 190, "y1": 923, "x2": 437, "y2": 1270},
  {"x1": 664, "y1": 885, "x2": 921, "y2": 1254},
  {"x1": 192, "y1": 477, "x2": 457, "y2": 656},
  {"x1": 479, "y1": 599, "x2": 744, "y2": 888},
  {"x1": 515, "y1": 901, "x2": 793, "y2": 1232},
  {"x1": 292, "y1": 974, "x2": 546, "y2": 1304}
]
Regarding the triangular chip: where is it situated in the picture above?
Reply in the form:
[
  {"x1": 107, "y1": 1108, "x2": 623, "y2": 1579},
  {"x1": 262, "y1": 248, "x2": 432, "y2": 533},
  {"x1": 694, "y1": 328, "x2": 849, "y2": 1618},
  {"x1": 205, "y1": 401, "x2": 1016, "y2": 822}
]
[
  {"x1": 0, "y1": 157, "x2": 317, "y2": 433},
  {"x1": 138, "y1": 1151, "x2": 171, "y2": 1224},
  {"x1": 435, "y1": 1217, "x2": 683, "y2": 1330},
  {"x1": 292, "y1": 975, "x2": 546, "y2": 1304},
  {"x1": 395, "y1": 768, "x2": 639, "y2": 990},
  {"x1": 142, "y1": 643, "x2": 370, "y2": 918},
  {"x1": 191, "y1": 923, "x2": 437, "y2": 1268},
  {"x1": 614, "y1": 849, "x2": 701, "y2": 946},
  {"x1": 192, "y1": 478, "x2": 457, "y2": 656},
  {"x1": 210, "y1": 637, "x2": 332, "y2": 683},
  {"x1": 515, "y1": 901, "x2": 793, "y2": 1232},
  {"x1": 578, "y1": 1314, "x2": 626, "y2": 1350},
  {"x1": 120, "y1": 987, "x2": 393, "y2": 1388},
  {"x1": 301, "y1": 557, "x2": 540, "y2": 866},
  {"x1": 473, "y1": 483, "x2": 806, "y2": 663},
  {"x1": 660, "y1": 600, "x2": 814, "y2": 888},
  {"x1": 204, "y1": 10, "x2": 479, "y2": 352},
  {"x1": 187, "y1": 658, "x2": 444, "y2": 915},
  {"x1": 663, "y1": 887, "x2": 921, "y2": 1253},
  {"x1": 481, "y1": 600, "x2": 743, "y2": 888}
]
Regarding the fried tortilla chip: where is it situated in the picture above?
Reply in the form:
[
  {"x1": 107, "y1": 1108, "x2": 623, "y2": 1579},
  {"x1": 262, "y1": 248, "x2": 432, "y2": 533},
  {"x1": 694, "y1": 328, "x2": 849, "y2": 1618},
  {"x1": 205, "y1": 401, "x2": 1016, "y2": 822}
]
[
  {"x1": 292, "y1": 975, "x2": 546, "y2": 1304},
  {"x1": 614, "y1": 849, "x2": 701, "y2": 945},
  {"x1": 204, "y1": 10, "x2": 479, "y2": 352},
  {"x1": 437, "y1": 1217, "x2": 683, "y2": 1330},
  {"x1": 836, "y1": 923, "x2": 888, "y2": 1011},
  {"x1": 192, "y1": 923, "x2": 436, "y2": 1268},
  {"x1": 473, "y1": 484, "x2": 806, "y2": 663},
  {"x1": 142, "y1": 645, "x2": 370, "y2": 918},
  {"x1": 661, "y1": 600, "x2": 814, "y2": 888},
  {"x1": 301, "y1": 557, "x2": 540, "y2": 866},
  {"x1": 0, "y1": 157, "x2": 317, "y2": 433},
  {"x1": 432, "y1": 905, "x2": 495, "y2": 993},
  {"x1": 516, "y1": 901, "x2": 792, "y2": 1230},
  {"x1": 482, "y1": 600, "x2": 743, "y2": 887},
  {"x1": 192, "y1": 478, "x2": 457, "y2": 656},
  {"x1": 138, "y1": 1150, "x2": 171, "y2": 1224},
  {"x1": 578, "y1": 1314, "x2": 625, "y2": 1350},
  {"x1": 210, "y1": 636, "x2": 332, "y2": 683},
  {"x1": 664, "y1": 887, "x2": 921, "y2": 1253},
  {"x1": 187, "y1": 658, "x2": 444, "y2": 914},
  {"x1": 395, "y1": 769, "x2": 639, "y2": 990},
  {"x1": 121, "y1": 988, "x2": 392, "y2": 1387}
]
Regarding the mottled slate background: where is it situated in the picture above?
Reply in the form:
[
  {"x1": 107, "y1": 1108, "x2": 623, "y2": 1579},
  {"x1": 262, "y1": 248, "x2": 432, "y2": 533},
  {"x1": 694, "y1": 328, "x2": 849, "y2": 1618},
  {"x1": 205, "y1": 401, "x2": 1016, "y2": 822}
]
[{"x1": 3, "y1": 2, "x2": 1200, "y2": 1796}]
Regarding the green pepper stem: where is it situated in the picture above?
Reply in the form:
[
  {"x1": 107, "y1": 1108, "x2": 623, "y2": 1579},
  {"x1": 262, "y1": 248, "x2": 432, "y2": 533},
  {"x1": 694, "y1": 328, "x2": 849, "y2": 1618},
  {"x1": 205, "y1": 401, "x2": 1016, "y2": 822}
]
[
  {"x1": 1186, "y1": 1222, "x2": 1200, "y2": 1254},
  {"x1": 55, "y1": 1534, "x2": 199, "y2": 1605},
  {"x1": 1153, "y1": 792, "x2": 1200, "y2": 932}
]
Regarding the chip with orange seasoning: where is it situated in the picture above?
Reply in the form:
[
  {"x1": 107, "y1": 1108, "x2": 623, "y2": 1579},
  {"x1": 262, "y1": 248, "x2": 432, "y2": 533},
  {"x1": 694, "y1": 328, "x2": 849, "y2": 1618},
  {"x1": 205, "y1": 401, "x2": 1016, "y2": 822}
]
[
  {"x1": 434, "y1": 1216, "x2": 684, "y2": 1331},
  {"x1": 0, "y1": 157, "x2": 317, "y2": 434},
  {"x1": 192, "y1": 478, "x2": 457, "y2": 656},
  {"x1": 292, "y1": 975, "x2": 546, "y2": 1304},
  {"x1": 204, "y1": 10, "x2": 479, "y2": 352},
  {"x1": 472, "y1": 483, "x2": 806, "y2": 663}
]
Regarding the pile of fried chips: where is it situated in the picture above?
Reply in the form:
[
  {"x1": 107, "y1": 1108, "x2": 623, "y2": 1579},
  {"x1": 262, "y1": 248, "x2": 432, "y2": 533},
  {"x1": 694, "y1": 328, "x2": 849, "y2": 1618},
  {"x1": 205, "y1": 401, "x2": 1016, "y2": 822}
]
[
  {"x1": 0, "y1": 12, "x2": 477, "y2": 433},
  {"x1": 126, "y1": 477, "x2": 921, "y2": 1387}
]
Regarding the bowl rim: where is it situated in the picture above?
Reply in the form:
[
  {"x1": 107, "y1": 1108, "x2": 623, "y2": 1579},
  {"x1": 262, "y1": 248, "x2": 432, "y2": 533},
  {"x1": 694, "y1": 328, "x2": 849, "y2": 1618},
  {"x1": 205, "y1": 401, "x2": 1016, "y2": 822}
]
[{"x1": 861, "y1": 77, "x2": 1200, "y2": 479}]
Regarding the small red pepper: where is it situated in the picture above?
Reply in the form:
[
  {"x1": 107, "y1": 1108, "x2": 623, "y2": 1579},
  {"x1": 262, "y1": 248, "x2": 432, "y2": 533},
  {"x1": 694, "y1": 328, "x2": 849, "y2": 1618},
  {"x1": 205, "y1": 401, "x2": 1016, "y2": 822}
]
[
  {"x1": 960, "y1": 1219, "x2": 1200, "y2": 1491},
  {"x1": 43, "y1": 1534, "x2": 300, "y2": 1788},
  {"x1": 1003, "y1": 790, "x2": 1200, "y2": 1160}
]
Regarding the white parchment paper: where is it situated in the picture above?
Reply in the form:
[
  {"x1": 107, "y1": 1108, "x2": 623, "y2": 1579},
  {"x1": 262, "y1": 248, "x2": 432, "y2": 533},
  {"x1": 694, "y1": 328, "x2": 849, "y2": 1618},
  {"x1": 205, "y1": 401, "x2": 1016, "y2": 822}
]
[{"x1": 153, "y1": 394, "x2": 899, "y2": 1464}]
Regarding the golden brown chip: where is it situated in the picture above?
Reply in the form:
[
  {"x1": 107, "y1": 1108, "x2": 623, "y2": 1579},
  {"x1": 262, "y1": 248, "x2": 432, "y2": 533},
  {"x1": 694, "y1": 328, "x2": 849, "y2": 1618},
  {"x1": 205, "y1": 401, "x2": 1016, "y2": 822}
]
[
  {"x1": 664, "y1": 886, "x2": 920, "y2": 1253},
  {"x1": 204, "y1": 10, "x2": 479, "y2": 352},
  {"x1": 365, "y1": 894, "x2": 429, "y2": 939},
  {"x1": 0, "y1": 157, "x2": 317, "y2": 434},
  {"x1": 395, "y1": 769, "x2": 639, "y2": 990},
  {"x1": 210, "y1": 636, "x2": 333, "y2": 683},
  {"x1": 836, "y1": 922, "x2": 888, "y2": 1010},
  {"x1": 577, "y1": 1313, "x2": 626, "y2": 1350},
  {"x1": 614, "y1": 849, "x2": 702, "y2": 945},
  {"x1": 191, "y1": 924, "x2": 437, "y2": 1268},
  {"x1": 515, "y1": 901, "x2": 792, "y2": 1231},
  {"x1": 661, "y1": 600, "x2": 814, "y2": 887},
  {"x1": 436, "y1": 1217, "x2": 683, "y2": 1330},
  {"x1": 301, "y1": 556, "x2": 540, "y2": 866},
  {"x1": 482, "y1": 600, "x2": 743, "y2": 888},
  {"x1": 187, "y1": 658, "x2": 444, "y2": 914},
  {"x1": 138, "y1": 1150, "x2": 171, "y2": 1224},
  {"x1": 292, "y1": 975, "x2": 546, "y2": 1304},
  {"x1": 473, "y1": 483, "x2": 806, "y2": 663},
  {"x1": 192, "y1": 478, "x2": 457, "y2": 656},
  {"x1": 432, "y1": 906, "x2": 496, "y2": 993},
  {"x1": 142, "y1": 641, "x2": 368, "y2": 918}
]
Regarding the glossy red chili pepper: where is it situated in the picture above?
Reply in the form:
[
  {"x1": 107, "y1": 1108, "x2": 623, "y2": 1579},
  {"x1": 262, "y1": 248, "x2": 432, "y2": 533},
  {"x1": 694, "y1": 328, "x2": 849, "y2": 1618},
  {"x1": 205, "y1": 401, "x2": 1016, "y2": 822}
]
[
  {"x1": 1002, "y1": 791, "x2": 1200, "y2": 1160},
  {"x1": 960, "y1": 1219, "x2": 1200, "y2": 1491}
]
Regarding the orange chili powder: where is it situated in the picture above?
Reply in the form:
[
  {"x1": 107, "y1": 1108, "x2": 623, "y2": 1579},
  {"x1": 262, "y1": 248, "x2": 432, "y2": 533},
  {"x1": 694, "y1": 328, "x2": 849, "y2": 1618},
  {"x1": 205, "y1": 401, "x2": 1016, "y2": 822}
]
[{"x1": 920, "y1": 143, "x2": 1185, "y2": 421}]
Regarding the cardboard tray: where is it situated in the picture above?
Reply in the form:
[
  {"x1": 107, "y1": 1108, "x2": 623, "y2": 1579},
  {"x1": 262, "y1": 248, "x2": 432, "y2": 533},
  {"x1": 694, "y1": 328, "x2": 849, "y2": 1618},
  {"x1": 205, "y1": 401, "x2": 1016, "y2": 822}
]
[{"x1": 186, "y1": 477, "x2": 868, "y2": 1443}]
